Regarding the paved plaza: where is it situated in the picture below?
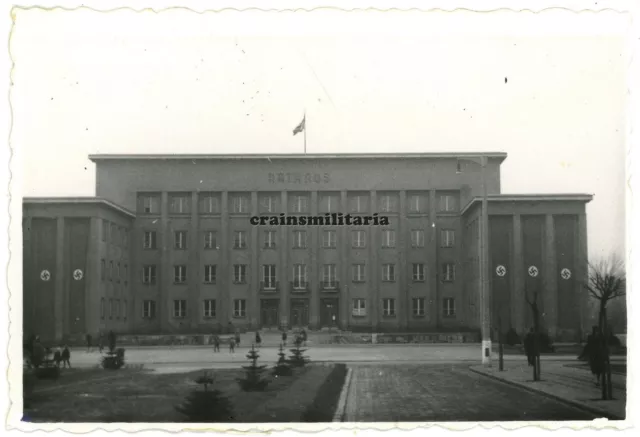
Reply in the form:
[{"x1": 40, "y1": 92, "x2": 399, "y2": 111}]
[
  {"x1": 343, "y1": 364, "x2": 599, "y2": 422},
  {"x1": 67, "y1": 343, "x2": 592, "y2": 371}
]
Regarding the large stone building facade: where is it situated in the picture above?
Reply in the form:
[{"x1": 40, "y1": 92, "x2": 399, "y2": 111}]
[{"x1": 23, "y1": 153, "x2": 592, "y2": 341}]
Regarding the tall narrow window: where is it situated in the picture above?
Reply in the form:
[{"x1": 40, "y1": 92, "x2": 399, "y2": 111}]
[
  {"x1": 169, "y1": 194, "x2": 191, "y2": 214},
  {"x1": 143, "y1": 300, "x2": 157, "y2": 319},
  {"x1": 264, "y1": 230, "x2": 277, "y2": 249},
  {"x1": 100, "y1": 259, "x2": 105, "y2": 281},
  {"x1": 441, "y1": 229, "x2": 455, "y2": 248},
  {"x1": 200, "y1": 194, "x2": 220, "y2": 214},
  {"x1": 100, "y1": 298, "x2": 105, "y2": 319},
  {"x1": 203, "y1": 231, "x2": 217, "y2": 249},
  {"x1": 143, "y1": 231, "x2": 157, "y2": 250},
  {"x1": 262, "y1": 265, "x2": 277, "y2": 290},
  {"x1": 352, "y1": 264, "x2": 366, "y2": 282},
  {"x1": 204, "y1": 265, "x2": 217, "y2": 284},
  {"x1": 293, "y1": 264, "x2": 307, "y2": 289},
  {"x1": 442, "y1": 263, "x2": 456, "y2": 282},
  {"x1": 382, "y1": 298, "x2": 396, "y2": 317},
  {"x1": 411, "y1": 229, "x2": 425, "y2": 248},
  {"x1": 173, "y1": 300, "x2": 187, "y2": 318},
  {"x1": 382, "y1": 264, "x2": 396, "y2": 282},
  {"x1": 203, "y1": 299, "x2": 216, "y2": 318},
  {"x1": 322, "y1": 264, "x2": 337, "y2": 289},
  {"x1": 443, "y1": 298, "x2": 456, "y2": 317},
  {"x1": 233, "y1": 299, "x2": 246, "y2": 317},
  {"x1": 412, "y1": 263, "x2": 425, "y2": 282},
  {"x1": 351, "y1": 230, "x2": 366, "y2": 248},
  {"x1": 234, "y1": 231, "x2": 247, "y2": 249},
  {"x1": 322, "y1": 230, "x2": 336, "y2": 248},
  {"x1": 123, "y1": 300, "x2": 128, "y2": 321},
  {"x1": 174, "y1": 265, "x2": 187, "y2": 284},
  {"x1": 293, "y1": 230, "x2": 307, "y2": 249},
  {"x1": 261, "y1": 195, "x2": 277, "y2": 213},
  {"x1": 291, "y1": 195, "x2": 308, "y2": 213},
  {"x1": 381, "y1": 230, "x2": 396, "y2": 248},
  {"x1": 412, "y1": 298, "x2": 426, "y2": 316},
  {"x1": 174, "y1": 231, "x2": 188, "y2": 250},
  {"x1": 233, "y1": 264, "x2": 247, "y2": 283},
  {"x1": 142, "y1": 265, "x2": 157, "y2": 285},
  {"x1": 352, "y1": 298, "x2": 366, "y2": 316},
  {"x1": 232, "y1": 195, "x2": 249, "y2": 213}
]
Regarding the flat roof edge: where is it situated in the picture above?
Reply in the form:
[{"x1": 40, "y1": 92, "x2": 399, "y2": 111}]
[
  {"x1": 460, "y1": 194, "x2": 594, "y2": 215},
  {"x1": 88, "y1": 152, "x2": 508, "y2": 162},
  {"x1": 23, "y1": 197, "x2": 136, "y2": 218}
]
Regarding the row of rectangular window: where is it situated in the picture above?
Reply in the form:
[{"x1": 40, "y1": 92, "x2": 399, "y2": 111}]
[
  {"x1": 140, "y1": 297, "x2": 456, "y2": 319},
  {"x1": 101, "y1": 220, "x2": 129, "y2": 247},
  {"x1": 138, "y1": 192, "x2": 460, "y2": 215},
  {"x1": 100, "y1": 297, "x2": 127, "y2": 321},
  {"x1": 143, "y1": 229, "x2": 456, "y2": 250},
  {"x1": 141, "y1": 263, "x2": 456, "y2": 285},
  {"x1": 101, "y1": 260, "x2": 128, "y2": 283}
]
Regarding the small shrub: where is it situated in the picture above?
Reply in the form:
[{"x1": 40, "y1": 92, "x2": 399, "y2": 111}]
[
  {"x1": 236, "y1": 345, "x2": 270, "y2": 391},
  {"x1": 272, "y1": 344, "x2": 293, "y2": 377},
  {"x1": 101, "y1": 346, "x2": 125, "y2": 370},
  {"x1": 288, "y1": 336, "x2": 310, "y2": 367},
  {"x1": 175, "y1": 371, "x2": 234, "y2": 422}
]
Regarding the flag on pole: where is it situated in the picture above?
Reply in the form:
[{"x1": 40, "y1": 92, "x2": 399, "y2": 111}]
[{"x1": 293, "y1": 116, "x2": 306, "y2": 136}]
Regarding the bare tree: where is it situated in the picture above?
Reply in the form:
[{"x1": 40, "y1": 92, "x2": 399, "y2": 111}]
[
  {"x1": 584, "y1": 255, "x2": 626, "y2": 400},
  {"x1": 525, "y1": 289, "x2": 542, "y2": 381}
]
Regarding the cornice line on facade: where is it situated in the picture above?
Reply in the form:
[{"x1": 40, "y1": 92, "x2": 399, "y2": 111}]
[
  {"x1": 88, "y1": 152, "x2": 509, "y2": 163},
  {"x1": 460, "y1": 194, "x2": 595, "y2": 216},
  {"x1": 22, "y1": 196, "x2": 136, "y2": 218}
]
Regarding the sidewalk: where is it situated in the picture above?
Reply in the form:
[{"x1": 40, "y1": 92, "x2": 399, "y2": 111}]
[{"x1": 470, "y1": 361, "x2": 626, "y2": 420}]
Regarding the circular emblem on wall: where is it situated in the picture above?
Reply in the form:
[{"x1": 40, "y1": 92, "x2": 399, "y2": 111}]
[
  {"x1": 73, "y1": 269, "x2": 84, "y2": 281},
  {"x1": 528, "y1": 265, "x2": 539, "y2": 277},
  {"x1": 495, "y1": 265, "x2": 507, "y2": 277},
  {"x1": 40, "y1": 270, "x2": 51, "y2": 281},
  {"x1": 560, "y1": 268, "x2": 572, "y2": 280}
]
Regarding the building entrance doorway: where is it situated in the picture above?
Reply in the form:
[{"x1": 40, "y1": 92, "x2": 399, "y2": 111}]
[
  {"x1": 320, "y1": 298, "x2": 339, "y2": 327},
  {"x1": 290, "y1": 298, "x2": 309, "y2": 327},
  {"x1": 260, "y1": 299, "x2": 279, "y2": 329}
]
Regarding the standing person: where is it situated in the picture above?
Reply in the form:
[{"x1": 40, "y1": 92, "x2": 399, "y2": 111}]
[
  {"x1": 301, "y1": 329, "x2": 307, "y2": 347},
  {"x1": 98, "y1": 333, "x2": 104, "y2": 354},
  {"x1": 255, "y1": 331, "x2": 262, "y2": 348},
  {"x1": 108, "y1": 330, "x2": 116, "y2": 352},
  {"x1": 61, "y1": 344, "x2": 71, "y2": 368},
  {"x1": 524, "y1": 328, "x2": 535, "y2": 367},
  {"x1": 213, "y1": 335, "x2": 220, "y2": 353},
  {"x1": 229, "y1": 336, "x2": 236, "y2": 353},
  {"x1": 587, "y1": 326, "x2": 606, "y2": 386},
  {"x1": 86, "y1": 333, "x2": 93, "y2": 353},
  {"x1": 282, "y1": 330, "x2": 288, "y2": 347},
  {"x1": 235, "y1": 331, "x2": 241, "y2": 348},
  {"x1": 53, "y1": 345, "x2": 62, "y2": 368}
]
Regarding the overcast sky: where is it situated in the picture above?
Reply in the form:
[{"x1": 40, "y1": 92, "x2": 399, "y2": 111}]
[{"x1": 11, "y1": 8, "x2": 629, "y2": 258}]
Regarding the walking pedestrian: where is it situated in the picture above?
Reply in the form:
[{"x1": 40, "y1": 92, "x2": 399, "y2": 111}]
[
  {"x1": 85, "y1": 333, "x2": 93, "y2": 353},
  {"x1": 229, "y1": 337, "x2": 236, "y2": 353},
  {"x1": 235, "y1": 331, "x2": 241, "y2": 348},
  {"x1": 301, "y1": 329, "x2": 307, "y2": 347},
  {"x1": 108, "y1": 330, "x2": 116, "y2": 352},
  {"x1": 98, "y1": 333, "x2": 104, "y2": 353},
  {"x1": 213, "y1": 335, "x2": 220, "y2": 353},
  {"x1": 524, "y1": 328, "x2": 535, "y2": 366},
  {"x1": 255, "y1": 331, "x2": 262, "y2": 348},
  {"x1": 53, "y1": 345, "x2": 62, "y2": 367},
  {"x1": 282, "y1": 330, "x2": 287, "y2": 347},
  {"x1": 61, "y1": 344, "x2": 71, "y2": 368},
  {"x1": 586, "y1": 326, "x2": 606, "y2": 386}
]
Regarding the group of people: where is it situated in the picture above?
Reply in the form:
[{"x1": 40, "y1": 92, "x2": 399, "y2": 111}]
[
  {"x1": 210, "y1": 328, "x2": 307, "y2": 353},
  {"x1": 85, "y1": 330, "x2": 117, "y2": 353},
  {"x1": 523, "y1": 325, "x2": 608, "y2": 387},
  {"x1": 24, "y1": 335, "x2": 71, "y2": 369}
]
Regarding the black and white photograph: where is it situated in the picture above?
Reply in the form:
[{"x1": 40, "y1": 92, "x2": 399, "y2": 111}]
[{"x1": 5, "y1": 0, "x2": 636, "y2": 431}]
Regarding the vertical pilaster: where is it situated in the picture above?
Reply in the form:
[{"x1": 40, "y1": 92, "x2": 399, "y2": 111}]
[
  {"x1": 428, "y1": 189, "x2": 438, "y2": 327},
  {"x1": 576, "y1": 213, "x2": 589, "y2": 341},
  {"x1": 159, "y1": 192, "x2": 169, "y2": 331},
  {"x1": 544, "y1": 214, "x2": 558, "y2": 338},
  {"x1": 398, "y1": 191, "x2": 407, "y2": 329},
  {"x1": 23, "y1": 216, "x2": 34, "y2": 333},
  {"x1": 87, "y1": 218, "x2": 101, "y2": 336},
  {"x1": 54, "y1": 216, "x2": 65, "y2": 341},
  {"x1": 340, "y1": 190, "x2": 348, "y2": 329},
  {"x1": 220, "y1": 192, "x2": 229, "y2": 325},
  {"x1": 511, "y1": 214, "x2": 524, "y2": 334},
  {"x1": 250, "y1": 192, "x2": 259, "y2": 329},
  {"x1": 369, "y1": 191, "x2": 379, "y2": 329},
  {"x1": 280, "y1": 191, "x2": 289, "y2": 328},
  {"x1": 190, "y1": 191, "x2": 199, "y2": 329},
  {"x1": 310, "y1": 191, "x2": 319, "y2": 328}
]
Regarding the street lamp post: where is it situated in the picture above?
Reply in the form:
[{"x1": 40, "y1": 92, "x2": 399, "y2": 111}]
[{"x1": 480, "y1": 155, "x2": 492, "y2": 367}]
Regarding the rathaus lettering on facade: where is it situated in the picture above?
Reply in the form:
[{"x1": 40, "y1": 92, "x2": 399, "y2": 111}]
[{"x1": 268, "y1": 172, "x2": 331, "y2": 184}]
